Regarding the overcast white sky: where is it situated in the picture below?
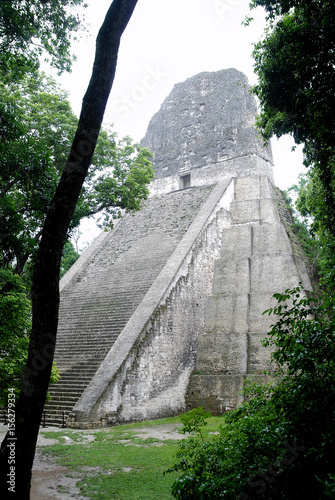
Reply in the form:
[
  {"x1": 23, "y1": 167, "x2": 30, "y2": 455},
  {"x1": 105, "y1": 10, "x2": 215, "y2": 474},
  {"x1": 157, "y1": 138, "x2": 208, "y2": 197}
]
[{"x1": 54, "y1": 0, "x2": 306, "y2": 247}]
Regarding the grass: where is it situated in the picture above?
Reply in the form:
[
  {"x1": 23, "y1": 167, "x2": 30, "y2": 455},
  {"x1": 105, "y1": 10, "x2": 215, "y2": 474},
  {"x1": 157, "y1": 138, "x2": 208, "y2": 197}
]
[{"x1": 40, "y1": 415, "x2": 225, "y2": 499}]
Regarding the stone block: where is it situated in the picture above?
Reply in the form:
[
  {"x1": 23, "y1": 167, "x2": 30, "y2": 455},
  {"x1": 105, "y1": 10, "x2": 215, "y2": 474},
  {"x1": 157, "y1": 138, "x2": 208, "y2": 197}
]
[
  {"x1": 260, "y1": 199, "x2": 281, "y2": 224},
  {"x1": 212, "y1": 258, "x2": 250, "y2": 294},
  {"x1": 205, "y1": 294, "x2": 249, "y2": 333},
  {"x1": 220, "y1": 225, "x2": 252, "y2": 258},
  {"x1": 260, "y1": 175, "x2": 273, "y2": 199},
  {"x1": 234, "y1": 175, "x2": 261, "y2": 201},
  {"x1": 230, "y1": 199, "x2": 260, "y2": 224},
  {"x1": 196, "y1": 332, "x2": 248, "y2": 374},
  {"x1": 248, "y1": 292, "x2": 278, "y2": 333},
  {"x1": 293, "y1": 254, "x2": 312, "y2": 290},
  {"x1": 186, "y1": 374, "x2": 245, "y2": 414},
  {"x1": 251, "y1": 254, "x2": 305, "y2": 293},
  {"x1": 252, "y1": 224, "x2": 292, "y2": 256},
  {"x1": 234, "y1": 176, "x2": 273, "y2": 202},
  {"x1": 230, "y1": 199, "x2": 280, "y2": 225}
]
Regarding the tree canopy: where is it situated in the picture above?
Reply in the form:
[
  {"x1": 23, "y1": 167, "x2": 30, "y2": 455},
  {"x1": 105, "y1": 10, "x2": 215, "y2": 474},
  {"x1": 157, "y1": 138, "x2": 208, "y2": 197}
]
[
  {"x1": 287, "y1": 171, "x2": 335, "y2": 289},
  {"x1": 248, "y1": 0, "x2": 335, "y2": 238},
  {"x1": 0, "y1": 0, "x2": 86, "y2": 78}
]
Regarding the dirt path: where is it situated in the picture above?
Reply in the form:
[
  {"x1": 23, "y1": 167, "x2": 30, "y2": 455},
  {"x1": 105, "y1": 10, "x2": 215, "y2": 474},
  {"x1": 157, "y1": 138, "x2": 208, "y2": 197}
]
[
  {"x1": 31, "y1": 448, "x2": 89, "y2": 500},
  {"x1": 0, "y1": 425, "x2": 90, "y2": 499}
]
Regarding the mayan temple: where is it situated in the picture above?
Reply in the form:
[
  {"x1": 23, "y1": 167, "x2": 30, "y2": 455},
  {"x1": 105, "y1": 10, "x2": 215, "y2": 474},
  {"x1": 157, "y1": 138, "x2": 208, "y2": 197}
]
[{"x1": 45, "y1": 68, "x2": 312, "y2": 427}]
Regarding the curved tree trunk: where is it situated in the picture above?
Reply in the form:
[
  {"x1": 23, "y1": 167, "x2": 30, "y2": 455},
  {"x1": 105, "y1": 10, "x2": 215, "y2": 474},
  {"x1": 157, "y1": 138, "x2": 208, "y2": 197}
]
[{"x1": 0, "y1": 0, "x2": 138, "y2": 497}]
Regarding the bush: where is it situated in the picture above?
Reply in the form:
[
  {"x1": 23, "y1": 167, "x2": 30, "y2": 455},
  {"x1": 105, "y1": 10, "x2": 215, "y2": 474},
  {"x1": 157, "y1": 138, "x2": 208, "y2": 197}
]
[{"x1": 168, "y1": 287, "x2": 335, "y2": 499}]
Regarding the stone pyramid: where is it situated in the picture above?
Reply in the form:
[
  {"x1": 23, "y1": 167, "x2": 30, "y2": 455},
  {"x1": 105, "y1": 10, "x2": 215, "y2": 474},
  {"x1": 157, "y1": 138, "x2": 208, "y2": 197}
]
[{"x1": 45, "y1": 68, "x2": 312, "y2": 427}]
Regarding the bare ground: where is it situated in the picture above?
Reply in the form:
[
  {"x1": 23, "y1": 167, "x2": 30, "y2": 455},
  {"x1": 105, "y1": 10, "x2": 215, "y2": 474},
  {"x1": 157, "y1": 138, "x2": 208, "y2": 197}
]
[{"x1": 31, "y1": 448, "x2": 89, "y2": 500}]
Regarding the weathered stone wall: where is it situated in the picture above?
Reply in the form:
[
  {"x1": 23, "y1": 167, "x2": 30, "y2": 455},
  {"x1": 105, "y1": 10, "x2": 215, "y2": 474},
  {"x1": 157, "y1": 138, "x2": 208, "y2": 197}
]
[{"x1": 141, "y1": 68, "x2": 274, "y2": 196}]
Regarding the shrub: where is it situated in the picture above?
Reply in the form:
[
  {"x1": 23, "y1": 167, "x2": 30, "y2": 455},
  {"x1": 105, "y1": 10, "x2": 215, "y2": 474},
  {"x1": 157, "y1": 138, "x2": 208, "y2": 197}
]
[{"x1": 168, "y1": 287, "x2": 335, "y2": 499}]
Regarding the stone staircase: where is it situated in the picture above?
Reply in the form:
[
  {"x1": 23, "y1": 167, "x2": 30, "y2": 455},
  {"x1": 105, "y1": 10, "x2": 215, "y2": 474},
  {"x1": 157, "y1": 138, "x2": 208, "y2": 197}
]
[
  {"x1": 44, "y1": 185, "x2": 214, "y2": 426},
  {"x1": 45, "y1": 362, "x2": 101, "y2": 427}
]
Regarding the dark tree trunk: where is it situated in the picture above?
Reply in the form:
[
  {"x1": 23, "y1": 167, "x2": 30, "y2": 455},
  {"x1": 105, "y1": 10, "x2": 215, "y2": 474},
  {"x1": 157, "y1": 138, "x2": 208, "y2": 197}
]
[{"x1": 0, "y1": 0, "x2": 138, "y2": 497}]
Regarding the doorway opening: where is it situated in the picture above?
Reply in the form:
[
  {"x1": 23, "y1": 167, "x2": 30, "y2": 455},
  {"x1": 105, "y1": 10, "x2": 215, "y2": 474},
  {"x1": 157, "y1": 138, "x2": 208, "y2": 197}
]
[{"x1": 179, "y1": 173, "x2": 191, "y2": 189}]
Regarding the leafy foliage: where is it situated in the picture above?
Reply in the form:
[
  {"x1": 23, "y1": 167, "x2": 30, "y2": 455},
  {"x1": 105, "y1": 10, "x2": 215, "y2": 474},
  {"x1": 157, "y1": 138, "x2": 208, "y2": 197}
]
[
  {"x1": 0, "y1": 0, "x2": 87, "y2": 78},
  {"x1": 178, "y1": 407, "x2": 211, "y2": 441},
  {"x1": 248, "y1": 0, "x2": 335, "y2": 239},
  {"x1": 168, "y1": 287, "x2": 335, "y2": 499},
  {"x1": 288, "y1": 174, "x2": 335, "y2": 289},
  {"x1": 60, "y1": 240, "x2": 79, "y2": 278}
]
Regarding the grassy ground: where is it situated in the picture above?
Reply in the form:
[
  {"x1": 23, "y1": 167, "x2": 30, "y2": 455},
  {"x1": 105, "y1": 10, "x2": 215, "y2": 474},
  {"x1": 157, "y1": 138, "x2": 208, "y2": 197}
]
[{"x1": 40, "y1": 415, "x2": 224, "y2": 499}]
